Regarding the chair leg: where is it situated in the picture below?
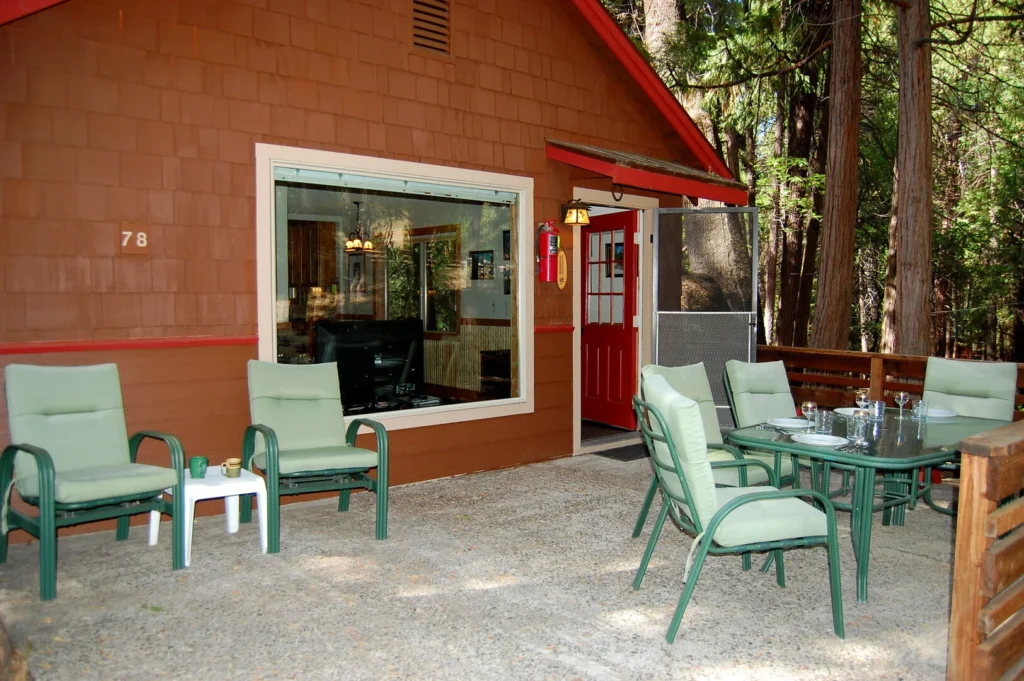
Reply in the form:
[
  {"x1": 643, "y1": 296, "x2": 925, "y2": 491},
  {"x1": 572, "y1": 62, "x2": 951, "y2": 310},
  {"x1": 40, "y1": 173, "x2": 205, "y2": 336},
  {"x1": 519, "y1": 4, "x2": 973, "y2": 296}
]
[
  {"x1": 39, "y1": 497, "x2": 57, "y2": 601},
  {"x1": 171, "y1": 485, "x2": 185, "y2": 571},
  {"x1": 0, "y1": 526, "x2": 7, "y2": 565},
  {"x1": 267, "y1": 478, "x2": 281, "y2": 554},
  {"x1": 239, "y1": 493, "x2": 253, "y2": 524},
  {"x1": 338, "y1": 489, "x2": 350, "y2": 512},
  {"x1": 826, "y1": 518, "x2": 846, "y2": 638},
  {"x1": 116, "y1": 516, "x2": 130, "y2": 541},
  {"x1": 665, "y1": 538, "x2": 712, "y2": 643},
  {"x1": 632, "y1": 475, "x2": 657, "y2": 538},
  {"x1": 375, "y1": 459, "x2": 388, "y2": 541},
  {"x1": 633, "y1": 502, "x2": 668, "y2": 590},
  {"x1": 774, "y1": 549, "x2": 786, "y2": 588},
  {"x1": 741, "y1": 552, "x2": 751, "y2": 571}
]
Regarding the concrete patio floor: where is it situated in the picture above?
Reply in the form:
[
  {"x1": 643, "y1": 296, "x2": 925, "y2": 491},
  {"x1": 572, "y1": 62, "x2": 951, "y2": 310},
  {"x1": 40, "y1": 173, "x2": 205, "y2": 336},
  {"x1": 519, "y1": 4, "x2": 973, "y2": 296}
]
[{"x1": 0, "y1": 455, "x2": 956, "y2": 681}]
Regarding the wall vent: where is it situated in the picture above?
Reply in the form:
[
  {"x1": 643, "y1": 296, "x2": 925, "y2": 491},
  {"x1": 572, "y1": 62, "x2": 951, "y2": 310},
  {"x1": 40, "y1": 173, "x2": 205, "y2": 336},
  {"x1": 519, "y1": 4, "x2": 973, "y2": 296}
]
[{"x1": 412, "y1": 0, "x2": 450, "y2": 55}]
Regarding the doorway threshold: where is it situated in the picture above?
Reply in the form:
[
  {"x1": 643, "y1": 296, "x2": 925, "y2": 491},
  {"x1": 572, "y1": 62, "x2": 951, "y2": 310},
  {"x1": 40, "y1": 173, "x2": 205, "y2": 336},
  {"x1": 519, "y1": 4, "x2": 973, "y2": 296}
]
[{"x1": 580, "y1": 431, "x2": 642, "y2": 455}]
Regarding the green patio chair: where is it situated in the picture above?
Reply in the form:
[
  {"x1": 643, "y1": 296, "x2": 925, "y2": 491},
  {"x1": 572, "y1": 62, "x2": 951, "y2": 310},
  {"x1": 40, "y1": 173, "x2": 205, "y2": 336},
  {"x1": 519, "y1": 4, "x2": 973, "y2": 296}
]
[
  {"x1": 240, "y1": 360, "x2": 389, "y2": 551},
  {"x1": 632, "y1": 374, "x2": 844, "y2": 643},
  {"x1": 0, "y1": 363, "x2": 185, "y2": 601},
  {"x1": 724, "y1": 358, "x2": 849, "y2": 500},
  {"x1": 915, "y1": 357, "x2": 1018, "y2": 515},
  {"x1": 723, "y1": 360, "x2": 798, "y2": 426},
  {"x1": 923, "y1": 357, "x2": 1017, "y2": 421},
  {"x1": 633, "y1": 363, "x2": 796, "y2": 539}
]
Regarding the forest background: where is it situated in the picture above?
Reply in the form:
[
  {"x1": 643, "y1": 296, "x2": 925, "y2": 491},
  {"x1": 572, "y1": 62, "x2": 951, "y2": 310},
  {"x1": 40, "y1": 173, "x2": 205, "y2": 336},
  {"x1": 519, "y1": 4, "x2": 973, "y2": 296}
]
[{"x1": 602, "y1": 0, "x2": 1024, "y2": 358}]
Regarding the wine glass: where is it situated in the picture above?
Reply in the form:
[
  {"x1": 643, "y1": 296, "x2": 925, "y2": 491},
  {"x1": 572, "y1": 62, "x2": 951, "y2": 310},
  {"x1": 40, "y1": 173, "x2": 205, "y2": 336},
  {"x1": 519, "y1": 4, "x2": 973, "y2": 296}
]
[
  {"x1": 855, "y1": 389, "x2": 870, "y2": 410},
  {"x1": 801, "y1": 401, "x2": 817, "y2": 430},
  {"x1": 894, "y1": 391, "x2": 910, "y2": 419}
]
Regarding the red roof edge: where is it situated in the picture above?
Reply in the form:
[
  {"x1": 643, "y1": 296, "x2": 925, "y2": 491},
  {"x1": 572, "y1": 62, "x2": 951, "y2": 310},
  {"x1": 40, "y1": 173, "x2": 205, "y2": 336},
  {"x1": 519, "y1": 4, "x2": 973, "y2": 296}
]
[
  {"x1": 568, "y1": 0, "x2": 733, "y2": 180},
  {"x1": 0, "y1": 0, "x2": 68, "y2": 26}
]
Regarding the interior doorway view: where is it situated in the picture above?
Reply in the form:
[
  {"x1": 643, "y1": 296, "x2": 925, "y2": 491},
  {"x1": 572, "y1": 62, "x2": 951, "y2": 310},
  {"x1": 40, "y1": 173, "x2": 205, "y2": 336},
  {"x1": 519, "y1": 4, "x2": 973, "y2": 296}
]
[{"x1": 580, "y1": 208, "x2": 639, "y2": 443}]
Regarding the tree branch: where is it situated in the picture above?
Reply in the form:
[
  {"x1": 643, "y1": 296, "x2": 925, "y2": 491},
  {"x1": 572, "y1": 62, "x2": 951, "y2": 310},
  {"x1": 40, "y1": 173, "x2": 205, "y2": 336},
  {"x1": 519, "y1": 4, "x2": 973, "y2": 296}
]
[{"x1": 681, "y1": 40, "x2": 833, "y2": 90}]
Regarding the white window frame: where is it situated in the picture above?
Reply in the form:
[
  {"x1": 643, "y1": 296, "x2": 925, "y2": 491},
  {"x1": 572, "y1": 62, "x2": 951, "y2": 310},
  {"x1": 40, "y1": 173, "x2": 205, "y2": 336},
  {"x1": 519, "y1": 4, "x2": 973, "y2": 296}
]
[{"x1": 255, "y1": 143, "x2": 535, "y2": 431}]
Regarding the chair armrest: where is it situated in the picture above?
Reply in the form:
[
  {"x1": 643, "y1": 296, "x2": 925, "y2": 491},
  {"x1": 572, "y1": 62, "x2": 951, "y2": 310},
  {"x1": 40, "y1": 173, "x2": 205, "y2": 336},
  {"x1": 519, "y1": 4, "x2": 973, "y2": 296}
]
[
  {"x1": 709, "y1": 458, "x2": 778, "y2": 488},
  {"x1": 346, "y1": 418, "x2": 387, "y2": 449},
  {"x1": 708, "y1": 442, "x2": 745, "y2": 460},
  {"x1": 346, "y1": 419, "x2": 389, "y2": 476},
  {"x1": 242, "y1": 424, "x2": 279, "y2": 477},
  {"x1": 0, "y1": 443, "x2": 56, "y2": 501},
  {"x1": 702, "y1": 487, "x2": 837, "y2": 544},
  {"x1": 129, "y1": 431, "x2": 185, "y2": 471}
]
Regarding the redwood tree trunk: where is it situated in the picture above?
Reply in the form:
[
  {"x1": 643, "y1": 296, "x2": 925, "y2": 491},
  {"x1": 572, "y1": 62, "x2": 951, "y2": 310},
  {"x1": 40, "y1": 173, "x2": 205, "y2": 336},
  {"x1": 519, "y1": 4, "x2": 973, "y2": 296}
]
[
  {"x1": 810, "y1": 0, "x2": 862, "y2": 349},
  {"x1": 881, "y1": 0, "x2": 933, "y2": 355},
  {"x1": 794, "y1": 91, "x2": 828, "y2": 347},
  {"x1": 643, "y1": 0, "x2": 679, "y2": 57},
  {"x1": 776, "y1": 69, "x2": 818, "y2": 346}
]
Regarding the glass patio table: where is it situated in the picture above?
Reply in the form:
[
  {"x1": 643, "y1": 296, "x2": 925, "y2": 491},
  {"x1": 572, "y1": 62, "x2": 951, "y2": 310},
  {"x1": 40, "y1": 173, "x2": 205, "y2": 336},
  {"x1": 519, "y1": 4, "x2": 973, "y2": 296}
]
[{"x1": 726, "y1": 410, "x2": 1005, "y2": 602}]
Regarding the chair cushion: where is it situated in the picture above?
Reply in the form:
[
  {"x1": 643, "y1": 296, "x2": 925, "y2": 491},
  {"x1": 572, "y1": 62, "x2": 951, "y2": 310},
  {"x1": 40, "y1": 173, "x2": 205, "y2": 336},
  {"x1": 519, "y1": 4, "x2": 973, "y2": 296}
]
[
  {"x1": 725, "y1": 360, "x2": 797, "y2": 427},
  {"x1": 923, "y1": 357, "x2": 1016, "y2": 421},
  {"x1": 247, "y1": 361, "x2": 348, "y2": 454},
  {"x1": 680, "y1": 486, "x2": 827, "y2": 548},
  {"x1": 642, "y1": 375, "x2": 719, "y2": 528},
  {"x1": 15, "y1": 463, "x2": 176, "y2": 505},
  {"x1": 252, "y1": 446, "x2": 378, "y2": 476},
  {"x1": 642, "y1": 363, "x2": 722, "y2": 444},
  {"x1": 5, "y1": 363, "x2": 132, "y2": 481}
]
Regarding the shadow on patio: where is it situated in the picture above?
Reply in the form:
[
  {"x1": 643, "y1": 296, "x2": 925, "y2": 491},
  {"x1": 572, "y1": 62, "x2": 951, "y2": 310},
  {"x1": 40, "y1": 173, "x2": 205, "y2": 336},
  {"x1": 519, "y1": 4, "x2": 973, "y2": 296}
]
[{"x1": 0, "y1": 455, "x2": 955, "y2": 681}]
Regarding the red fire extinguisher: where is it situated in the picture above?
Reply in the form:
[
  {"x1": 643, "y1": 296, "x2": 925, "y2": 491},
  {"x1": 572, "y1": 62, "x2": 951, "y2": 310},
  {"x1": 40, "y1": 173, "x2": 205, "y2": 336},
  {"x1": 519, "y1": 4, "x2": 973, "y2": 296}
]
[{"x1": 538, "y1": 221, "x2": 560, "y2": 283}]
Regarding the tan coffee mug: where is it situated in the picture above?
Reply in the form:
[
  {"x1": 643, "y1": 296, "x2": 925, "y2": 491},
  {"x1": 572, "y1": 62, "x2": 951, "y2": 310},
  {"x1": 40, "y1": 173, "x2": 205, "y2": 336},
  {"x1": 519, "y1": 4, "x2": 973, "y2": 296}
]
[{"x1": 221, "y1": 457, "x2": 242, "y2": 478}]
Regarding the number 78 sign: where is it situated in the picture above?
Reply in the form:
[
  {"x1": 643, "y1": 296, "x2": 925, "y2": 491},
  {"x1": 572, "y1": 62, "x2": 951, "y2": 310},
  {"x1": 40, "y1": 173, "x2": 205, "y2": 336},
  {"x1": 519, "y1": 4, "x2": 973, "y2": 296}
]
[{"x1": 119, "y1": 222, "x2": 150, "y2": 254}]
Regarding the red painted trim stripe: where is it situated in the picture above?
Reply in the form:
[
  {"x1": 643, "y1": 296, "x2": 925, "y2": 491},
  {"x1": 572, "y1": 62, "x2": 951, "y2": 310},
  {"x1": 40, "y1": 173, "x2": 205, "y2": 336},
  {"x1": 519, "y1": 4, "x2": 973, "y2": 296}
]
[
  {"x1": 535, "y1": 325, "x2": 575, "y2": 334},
  {"x1": 0, "y1": 336, "x2": 258, "y2": 356},
  {"x1": 569, "y1": 0, "x2": 733, "y2": 180},
  {"x1": 546, "y1": 145, "x2": 748, "y2": 205},
  {"x1": 0, "y1": 0, "x2": 68, "y2": 25}
]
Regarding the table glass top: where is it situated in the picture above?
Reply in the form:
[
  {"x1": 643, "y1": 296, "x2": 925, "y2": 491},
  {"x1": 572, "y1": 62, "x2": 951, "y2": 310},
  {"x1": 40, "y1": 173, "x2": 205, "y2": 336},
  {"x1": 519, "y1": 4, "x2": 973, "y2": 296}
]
[{"x1": 728, "y1": 410, "x2": 1005, "y2": 462}]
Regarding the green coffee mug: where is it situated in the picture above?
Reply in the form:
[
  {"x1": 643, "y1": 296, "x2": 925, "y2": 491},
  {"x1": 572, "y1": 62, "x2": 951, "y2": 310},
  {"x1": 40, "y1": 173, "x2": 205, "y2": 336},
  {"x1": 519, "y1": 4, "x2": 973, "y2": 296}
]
[{"x1": 188, "y1": 456, "x2": 208, "y2": 479}]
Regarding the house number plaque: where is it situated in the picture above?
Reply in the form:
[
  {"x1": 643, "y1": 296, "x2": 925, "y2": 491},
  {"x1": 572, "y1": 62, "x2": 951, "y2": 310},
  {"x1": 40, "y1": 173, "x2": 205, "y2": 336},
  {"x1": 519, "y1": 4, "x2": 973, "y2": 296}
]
[{"x1": 119, "y1": 222, "x2": 150, "y2": 255}]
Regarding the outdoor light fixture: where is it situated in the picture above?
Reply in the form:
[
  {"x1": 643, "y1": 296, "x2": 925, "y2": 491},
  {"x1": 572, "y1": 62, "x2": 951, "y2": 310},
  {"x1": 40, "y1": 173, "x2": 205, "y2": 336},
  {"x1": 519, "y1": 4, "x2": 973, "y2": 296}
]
[
  {"x1": 344, "y1": 201, "x2": 374, "y2": 254},
  {"x1": 562, "y1": 199, "x2": 590, "y2": 227}
]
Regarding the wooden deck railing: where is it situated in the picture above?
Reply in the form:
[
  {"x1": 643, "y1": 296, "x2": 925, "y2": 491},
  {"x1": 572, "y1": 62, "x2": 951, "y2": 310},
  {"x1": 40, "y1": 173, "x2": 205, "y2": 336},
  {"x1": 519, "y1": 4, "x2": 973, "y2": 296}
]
[
  {"x1": 758, "y1": 346, "x2": 1024, "y2": 421},
  {"x1": 947, "y1": 421, "x2": 1024, "y2": 680}
]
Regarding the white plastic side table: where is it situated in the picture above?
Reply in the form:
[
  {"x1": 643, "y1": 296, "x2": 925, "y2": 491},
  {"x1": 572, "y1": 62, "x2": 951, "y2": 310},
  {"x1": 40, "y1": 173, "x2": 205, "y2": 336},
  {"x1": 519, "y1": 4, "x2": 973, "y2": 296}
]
[{"x1": 148, "y1": 466, "x2": 267, "y2": 567}]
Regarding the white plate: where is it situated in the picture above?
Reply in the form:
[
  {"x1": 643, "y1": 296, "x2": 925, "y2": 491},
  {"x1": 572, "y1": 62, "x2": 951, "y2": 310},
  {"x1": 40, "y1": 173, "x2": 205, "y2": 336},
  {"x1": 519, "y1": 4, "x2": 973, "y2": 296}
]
[
  {"x1": 835, "y1": 407, "x2": 860, "y2": 417},
  {"x1": 790, "y1": 433, "x2": 849, "y2": 447},
  {"x1": 767, "y1": 418, "x2": 812, "y2": 430}
]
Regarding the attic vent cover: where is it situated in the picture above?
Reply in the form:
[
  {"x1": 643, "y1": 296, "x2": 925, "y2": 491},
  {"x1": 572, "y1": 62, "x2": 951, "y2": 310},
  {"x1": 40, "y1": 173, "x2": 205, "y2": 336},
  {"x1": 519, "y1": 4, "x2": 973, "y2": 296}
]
[{"x1": 412, "y1": 0, "x2": 450, "y2": 55}]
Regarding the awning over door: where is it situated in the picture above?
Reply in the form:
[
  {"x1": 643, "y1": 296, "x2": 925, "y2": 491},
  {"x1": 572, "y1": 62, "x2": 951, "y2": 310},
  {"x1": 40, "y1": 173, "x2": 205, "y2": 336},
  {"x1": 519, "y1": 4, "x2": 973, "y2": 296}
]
[{"x1": 546, "y1": 139, "x2": 749, "y2": 205}]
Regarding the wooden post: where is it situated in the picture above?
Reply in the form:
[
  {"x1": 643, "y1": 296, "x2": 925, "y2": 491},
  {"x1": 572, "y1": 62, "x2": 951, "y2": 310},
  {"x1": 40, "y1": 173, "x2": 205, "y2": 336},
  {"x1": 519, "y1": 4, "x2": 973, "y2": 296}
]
[
  {"x1": 947, "y1": 453, "x2": 996, "y2": 681},
  {"x1": 869, "y1": 356, "x2": 884, "y2": 401}
]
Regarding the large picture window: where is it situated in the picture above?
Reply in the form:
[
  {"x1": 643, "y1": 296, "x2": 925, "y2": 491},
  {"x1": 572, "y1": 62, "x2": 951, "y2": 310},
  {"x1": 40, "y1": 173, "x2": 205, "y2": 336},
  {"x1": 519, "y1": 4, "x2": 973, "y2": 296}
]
[{"x1": 259, "y1": 147, "x2": 531, "y2": 426}]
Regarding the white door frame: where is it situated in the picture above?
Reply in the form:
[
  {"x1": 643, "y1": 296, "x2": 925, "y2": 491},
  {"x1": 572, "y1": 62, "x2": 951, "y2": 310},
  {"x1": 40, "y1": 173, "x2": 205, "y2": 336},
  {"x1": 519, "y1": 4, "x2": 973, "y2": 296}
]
[{"x1": 571, "y1": 188, "x2": 660, "y2": 455}]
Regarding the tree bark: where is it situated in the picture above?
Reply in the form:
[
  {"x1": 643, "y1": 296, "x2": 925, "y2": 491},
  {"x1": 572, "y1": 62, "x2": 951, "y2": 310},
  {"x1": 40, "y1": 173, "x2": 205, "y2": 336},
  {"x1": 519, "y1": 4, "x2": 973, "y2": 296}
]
[
  {"x1": 776, "y1": 68, "x2": 819, "y2": 346},
  {"x1": 880, "y1": 0, "x2": 933, "y2": 355},
  {"x1": 794, "y1": 87, "x2": 829, "y2": 347},
  {"x1": 644, "y1": 0, "x2": 679, "y2": 57},
  {"x1": 764, "y1": 84, "x2": 787, "y2": 344},
  {"x1": 810, "y1": 0, "x2": 862, "y2": 350}
]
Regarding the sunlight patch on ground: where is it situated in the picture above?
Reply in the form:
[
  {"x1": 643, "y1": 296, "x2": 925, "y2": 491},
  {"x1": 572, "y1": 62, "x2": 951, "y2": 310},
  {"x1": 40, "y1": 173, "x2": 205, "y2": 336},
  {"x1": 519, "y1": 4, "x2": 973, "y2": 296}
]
[
  {"x1": 463, "y1": 572, "x2": 519, "y2": 591},
  {"x1": 299, "y1": 554, "x2": 373, "y2": 582}
]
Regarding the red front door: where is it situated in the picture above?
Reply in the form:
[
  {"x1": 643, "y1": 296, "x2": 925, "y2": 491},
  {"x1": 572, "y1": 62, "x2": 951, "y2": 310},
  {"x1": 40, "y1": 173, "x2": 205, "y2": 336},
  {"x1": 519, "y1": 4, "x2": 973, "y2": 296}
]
[{"x1": 581, "y1": 211, "x2": 638, "y2": 430}]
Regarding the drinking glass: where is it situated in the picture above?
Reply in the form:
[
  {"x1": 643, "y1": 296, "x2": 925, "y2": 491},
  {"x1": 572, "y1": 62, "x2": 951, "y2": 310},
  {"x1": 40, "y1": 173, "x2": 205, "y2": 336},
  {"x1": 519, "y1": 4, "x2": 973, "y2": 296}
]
[
  {"x1": 855, "y1": 389, "x2": 870, "y2": 410},
  {"x1": 801, "y1": 401, "x2": 817, "y2": 429},
  {"x1": 852, "y1": 408, "x2": 870, "y2": 447},
  {"x1": 814, "y1": 409, "x2": 834, "y2": 435},
  {"x1": 869, "y1": 400, "x2": 886, "y2": 421},
  {"x1": 912, "y1": 399, "x2": 929, "y2": 421},
  {"x1": 895, "y1": 391, "x2": 910, "y2": 419}
]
